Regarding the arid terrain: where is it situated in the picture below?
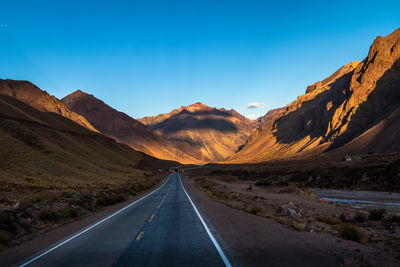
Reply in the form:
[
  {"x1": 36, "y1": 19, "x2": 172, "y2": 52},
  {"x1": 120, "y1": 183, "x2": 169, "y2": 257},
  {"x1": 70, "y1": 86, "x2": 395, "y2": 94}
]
[
  {"x1": 1, "y1": 25, "x2": 400, "y2": 266},
  {"x1": 0, "y1": 93, "x2": 176, "y2": 250},
  {"x1": 183, "y1": 158, "x2": 400, "y2": 262},
  {"x1": 182, "y1": 176, "x2": 400, "y2": 266},
  {"x1": 227, "y1": 28, "x2": 400, "y2": 163},
  {"x1": 62, "y1": 90, "x2": 199, "y2": 164},
  {"x1": 139, "y1": 102, "x2": 255, "y2": 162}
]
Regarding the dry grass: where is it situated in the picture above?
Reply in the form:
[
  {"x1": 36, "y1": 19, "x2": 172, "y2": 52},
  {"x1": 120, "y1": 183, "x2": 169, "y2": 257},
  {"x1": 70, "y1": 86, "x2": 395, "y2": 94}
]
[
  {"x1": 335, "y1": 224, "x2": 367, "y2": 244},
  {"x1": 317, "y1": 216, "x2": 341, "y2": 225}
]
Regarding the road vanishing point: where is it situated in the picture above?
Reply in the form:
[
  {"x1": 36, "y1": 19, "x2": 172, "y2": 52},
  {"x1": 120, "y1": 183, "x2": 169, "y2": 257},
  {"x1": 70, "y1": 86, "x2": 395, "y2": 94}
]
[{"x1": 20, "y1": 172, "x2": 231, "y2": 267}]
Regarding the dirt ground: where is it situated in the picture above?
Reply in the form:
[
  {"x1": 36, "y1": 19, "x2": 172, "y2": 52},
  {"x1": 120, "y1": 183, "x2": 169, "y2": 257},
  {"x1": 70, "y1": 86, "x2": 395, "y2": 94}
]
[{"x1": 182, "y1": 177, "x2": 400, "y2": 266}]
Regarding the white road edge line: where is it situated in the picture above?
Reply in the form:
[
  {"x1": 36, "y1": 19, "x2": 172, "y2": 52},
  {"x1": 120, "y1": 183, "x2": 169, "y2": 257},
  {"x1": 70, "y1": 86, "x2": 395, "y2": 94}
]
[
  {"x1": 179, "y1": 174, "x2": 232, "y2": 267},
  {"x1": 19, "y1": 174, "x2": 172, "y2": 267}
]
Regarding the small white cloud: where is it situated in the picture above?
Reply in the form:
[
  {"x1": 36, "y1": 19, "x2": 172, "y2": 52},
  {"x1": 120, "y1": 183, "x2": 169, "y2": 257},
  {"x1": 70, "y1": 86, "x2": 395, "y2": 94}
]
[
  {"x1": 246, "y1": 114, "x2": 258, "y2": 119},
  {"x1": 246, "y1": 102, "x2": 268, "y2": 109}
]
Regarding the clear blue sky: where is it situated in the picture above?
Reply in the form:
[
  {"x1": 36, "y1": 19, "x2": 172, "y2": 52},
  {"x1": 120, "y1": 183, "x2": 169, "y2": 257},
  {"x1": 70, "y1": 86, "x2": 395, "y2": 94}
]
[{"x1": 1, "y1": 0, "x2": 399, "y2": 119}]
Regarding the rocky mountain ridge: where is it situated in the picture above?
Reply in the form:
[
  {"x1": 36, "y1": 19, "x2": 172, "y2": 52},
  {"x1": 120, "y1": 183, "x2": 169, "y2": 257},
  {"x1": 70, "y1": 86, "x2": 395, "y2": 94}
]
[
  {"x1": 0, "y1": 79, "x2": 97, "y2": 132},
  {"x1": 227, "y1": 27, "x2": 400, "y2": 163}
]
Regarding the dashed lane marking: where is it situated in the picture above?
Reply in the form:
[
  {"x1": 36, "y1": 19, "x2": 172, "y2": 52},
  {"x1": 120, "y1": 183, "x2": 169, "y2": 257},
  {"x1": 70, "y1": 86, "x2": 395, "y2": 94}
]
[
  {"x1": 148, "y1": 214, "x2": 155, "y2": 222},
  {"x1": 136, "y1": 231, "x2": 144, "y2": 241}
]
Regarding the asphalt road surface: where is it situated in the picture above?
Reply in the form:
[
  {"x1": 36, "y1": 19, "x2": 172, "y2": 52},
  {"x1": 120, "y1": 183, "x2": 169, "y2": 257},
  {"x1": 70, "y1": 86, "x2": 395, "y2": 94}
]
[{"x1": 20, "y1": 173, "x2": 230, "y2": 267}]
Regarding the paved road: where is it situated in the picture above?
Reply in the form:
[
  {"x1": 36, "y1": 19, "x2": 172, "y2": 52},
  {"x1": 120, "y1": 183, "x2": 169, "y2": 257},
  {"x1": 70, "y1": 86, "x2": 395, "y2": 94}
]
[{"x1": 20, "y1": 173, "x2": 229, "y2": 267}]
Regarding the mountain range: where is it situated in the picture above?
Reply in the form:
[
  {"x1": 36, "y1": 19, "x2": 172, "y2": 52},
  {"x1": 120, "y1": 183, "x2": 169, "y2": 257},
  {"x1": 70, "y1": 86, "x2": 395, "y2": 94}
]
[
  {"x1": 1, "y1": 27, "x2": 399, "y2": 165},
  {"x1": 62, "y1": 92, "x2": 254, "y2": 163},
  {"x1": 62, "y1": 90, "x2": 199, "y2": 164}
]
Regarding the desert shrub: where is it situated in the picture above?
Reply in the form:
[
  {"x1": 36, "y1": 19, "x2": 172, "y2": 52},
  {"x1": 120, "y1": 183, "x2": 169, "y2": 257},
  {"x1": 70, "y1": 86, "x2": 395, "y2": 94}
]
[
  {"x1": 62, "y1": 207, "x2": 78, "y2": 218},
  {"x1": 38, "y1": 209, "x2": 57, "y2": 222},
  {"x1": 291, "y1": 221, "x2": 306, "y2": 231},
  {"x1": 354, "y1": 211, "x2": 368, "y2": 223},
  {"x1": 275, "y1": 215, "x2": 290, "y2": 226},
  {"x1": 103, "y1": 193, "x2": 125, "y2": 205},
  {"x1": 74, "y1": 193, "x2": 93, "y2": 209},
  {"x1": 30, "y1": 196, "x2": 43, "y2": 203},
  {"x1": 208, "y1": 190, "x2": 228, "y2": 201},
  {"x1": 336, "y1": 224, "x2": 367, "y2": 243},
  {"x1": 130, "y1": 184, "x2": 145, "y2": 193},
  {"x1": 369, "y1": 209, "x2": 386, "y2": 221},
  {"x1": 317, "y1": 216, "x2": 341, "y2": 225},
  {"x1": 248, "y1": 205, "x2": 263, "y2": 215},
  {"x1": 95, "y1": 197, "x2": 107, "y2": 207}
]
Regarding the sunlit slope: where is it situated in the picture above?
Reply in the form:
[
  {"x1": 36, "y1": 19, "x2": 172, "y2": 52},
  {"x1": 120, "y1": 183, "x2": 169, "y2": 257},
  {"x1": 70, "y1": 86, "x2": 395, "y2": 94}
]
[
  {"x1": 0, "y1": 79, "x2": 98, "y2": 132},
  {"x1": 62, "y1": 90, "x2": 200, "y2": 164},
  {"x1": 140, "y1": 102, "x2": 256, "y2": 162},
  {"x1": 227, "y1": 28, "x2": 400, "y2": 163}
]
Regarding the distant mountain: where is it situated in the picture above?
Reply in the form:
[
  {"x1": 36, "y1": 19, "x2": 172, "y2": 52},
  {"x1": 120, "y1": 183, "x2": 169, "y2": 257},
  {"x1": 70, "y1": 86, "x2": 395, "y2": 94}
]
[
  {"x1": 62, "y1": 90, "x2": 199, "y2": 164},
  {"x1": 227, "y1": 27, "x2": 400, "y2": 163},
  {"x1": 0, "y1": 79, "x2": 97, "y2": 132},
  {"x1": 254, "y1": 107, "x2": 286, "y2": 128},
  {"x1": 139, "y1": 102, "x2": 255, "y2": 162}
]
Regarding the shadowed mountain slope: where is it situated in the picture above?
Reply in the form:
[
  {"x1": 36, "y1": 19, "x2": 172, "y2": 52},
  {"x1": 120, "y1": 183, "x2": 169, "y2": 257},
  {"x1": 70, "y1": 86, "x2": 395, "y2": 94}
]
[
  {"x1": 333, "y1": 107, "x2": 400, "y2": 154},
  {"x1": 0, "y1": 94, "x2": 175, "y2": 189},
  {"x1": 140, "y1": 103, "x2": 255, "y2": 162},
  {"x1": 228, "y1": 27, "x2": 400, "y2": 163},
  {"x1": 62, "y1": 91, "x2": 199, "y2": 164}
]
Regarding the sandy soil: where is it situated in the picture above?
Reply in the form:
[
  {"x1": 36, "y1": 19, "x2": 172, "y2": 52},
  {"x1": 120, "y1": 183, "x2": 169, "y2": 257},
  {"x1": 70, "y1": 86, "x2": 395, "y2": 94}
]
[{"x1": 182, "y1": 177, "x2": 399, "y2": 267}]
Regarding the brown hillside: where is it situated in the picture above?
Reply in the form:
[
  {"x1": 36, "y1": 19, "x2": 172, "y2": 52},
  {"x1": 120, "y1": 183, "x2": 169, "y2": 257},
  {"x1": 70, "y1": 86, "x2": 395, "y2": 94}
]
[
  {"x1": 0, "y1": 94, "x2": 175, "y2": 188},
  {"x1": 0, "y1": 94, "x2": 178, "y2": 249},
  {"x1": 0, "y1": 79, "x2": 97, "y2": 132},
  {"x1": 140, "y1": 103, "x2": 255, "y2": 162},
  {"x1": 228, "y1": 28, "x2": 400, "y2": 163},
  {"x1": 62, "y1": 90, "x2": 199, "y2": 164}
]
